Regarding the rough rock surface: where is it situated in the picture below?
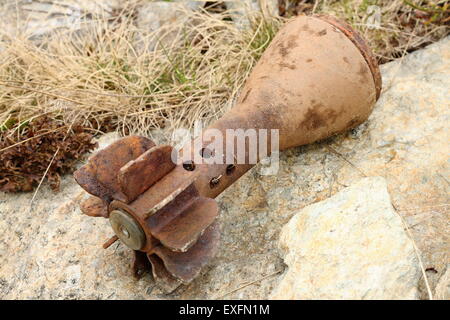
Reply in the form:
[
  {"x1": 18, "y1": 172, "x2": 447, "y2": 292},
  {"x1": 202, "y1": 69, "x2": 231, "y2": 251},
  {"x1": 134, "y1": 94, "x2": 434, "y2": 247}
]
[
  {"x1": 0, "y1": 33, "x2": 448, "y2": 299},
  {"x1": 0, "y1": 0, "x2": 120, "y2": 43},
  {"x1": 0, "y1": 1, "x2": 205, "y2": 52},
  {"x1": 135, "y1": 1, "x2": 204, "y2": 52},
  {"x1": 227, "y1": 0, "x2": 278, "y2": 29},
  {"x1": 271, "y1": 177, "x2": 421, "y2": 300},
  {"x1": 434, "y1": 267, "x2": 450, "y2": 300}
]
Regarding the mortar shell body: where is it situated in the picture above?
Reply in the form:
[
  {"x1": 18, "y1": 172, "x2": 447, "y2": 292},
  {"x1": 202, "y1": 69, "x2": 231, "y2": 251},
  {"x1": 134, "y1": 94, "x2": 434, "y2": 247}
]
[{"x1": 187, "y1": 15, "x2": 381, "y2": 198}]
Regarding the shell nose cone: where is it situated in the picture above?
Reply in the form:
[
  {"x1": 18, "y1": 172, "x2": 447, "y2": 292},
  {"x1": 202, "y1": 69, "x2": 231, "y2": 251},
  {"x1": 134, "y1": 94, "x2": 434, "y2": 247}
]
[{"x1": 313, "y1": 14, "x2": 382, "y2": 100}]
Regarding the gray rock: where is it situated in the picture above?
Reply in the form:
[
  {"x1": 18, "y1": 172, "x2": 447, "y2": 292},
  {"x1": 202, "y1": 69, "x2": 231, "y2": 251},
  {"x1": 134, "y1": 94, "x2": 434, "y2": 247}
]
[
  {"x1": 271, "y1": 177, "x2": 421, "y2": 300},
  {"x1": 226, "y1": 0, "x2": 278, "y2": 29},
  {"x1": 134, "y1": 1, "x2": 204, "y2": 52},
  {"x1": 0, "y1": 34, "x2": 448, "y2": 299},
  {"x1": 0, "y1": 1, "x2": 203, "y2": 50},
  {"x1": 0, "y1": 0, "x2": 120, "y2": 43},
  {"x1": 174, "y1": 0, "x2": 206, "y2": 11},
  {"x1": 434, "y1": 266, "x2": 450, "y2": 300}
]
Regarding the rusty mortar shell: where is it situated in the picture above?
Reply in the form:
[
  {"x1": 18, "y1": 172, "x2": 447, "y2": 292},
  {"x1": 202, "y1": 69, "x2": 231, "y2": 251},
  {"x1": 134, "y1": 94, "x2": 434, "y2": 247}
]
[{"x1": 74, "y1": 14, "x2": 381, "y2": 292}]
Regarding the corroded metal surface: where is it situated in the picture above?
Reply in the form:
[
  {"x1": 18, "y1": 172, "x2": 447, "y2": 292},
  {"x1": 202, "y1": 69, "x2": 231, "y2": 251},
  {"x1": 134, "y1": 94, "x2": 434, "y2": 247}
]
[
  {"x1": 151, "y1": 197, "x2": 218, "y2": 252},
  {"x1": 147, "y1": 254, "x2": 181, "y2": 292},
  {"x1": 132, "y1": 250, "x2": 151, "y2": 280},
  {"x1": 73, "y1": 15, "x2": 381, "y2": 292},
  {"x1": 150, "y1": 222, "x2": 220, "y2": 284},
  {"x1": 74, "y1": 136, "x2": 155, "y2": 203},
  {"x1": 313, "y1": 14, "x2": 382, "y2": 99},
  {"x1": 80, "y1": 196, "x2": 108, "y2": 218},
  {"x1": 118, "y1": 145, "x2": 175, "y2": 203}
]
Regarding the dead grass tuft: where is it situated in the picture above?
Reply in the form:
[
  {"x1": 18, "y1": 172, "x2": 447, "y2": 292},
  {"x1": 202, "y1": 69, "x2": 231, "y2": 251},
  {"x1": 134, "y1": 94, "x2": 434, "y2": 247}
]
[{"x1": 0, "y1": 116, "x2": 97, "y2": 192}]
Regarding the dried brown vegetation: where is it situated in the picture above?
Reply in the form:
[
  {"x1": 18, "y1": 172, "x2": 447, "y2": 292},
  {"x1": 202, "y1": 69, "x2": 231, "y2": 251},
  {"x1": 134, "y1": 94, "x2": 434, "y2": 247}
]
[{"x1": 0, "y1": 116, "x2": 97, "y2": 192}]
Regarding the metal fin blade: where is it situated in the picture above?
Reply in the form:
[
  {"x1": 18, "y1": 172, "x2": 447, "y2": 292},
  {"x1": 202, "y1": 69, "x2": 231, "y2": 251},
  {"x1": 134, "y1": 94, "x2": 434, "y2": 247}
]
[
  {"x1": 74, "y1": 136, "x2": 155, "y2": 203},
  {"x1": 80, "y1": 196, "x2": 108, "y2": 218},
  {"x1": 132, "y1": 250, "x2": 151, "y2": 280},
  {"x1": 147, "y1": 254, "x2": 182, "y2": 293},
  {"x1": 151, "y1": 222, "x2": 220, "y2": 284},
  {"x1": 118, "y1": 145, "x2": 176, "y2": 203},
  {"x1": 152, "y1": 197, "x2": 218, "y2": 252}
]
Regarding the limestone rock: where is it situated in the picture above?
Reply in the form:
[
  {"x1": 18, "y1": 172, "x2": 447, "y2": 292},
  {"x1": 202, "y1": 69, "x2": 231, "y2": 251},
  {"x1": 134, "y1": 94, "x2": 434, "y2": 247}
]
[
  {"x1": 0, "y1": 0, "x2": 120, "y2": 43},
  {"x1": 434, "y1": 267, "x2": 450, "y2": 300},
  {"x1": 135, "y1": 1, "x2": 204, "y2": 52},
  {"x1": 174, "y1": 1, "x2": 206, "y2": 11},
  {"x1": 226, "y1": 0, "x2": 278, "y2": 29},
  {"x1": 271, "y1": 177, "x2": 421, "y2": 300}
]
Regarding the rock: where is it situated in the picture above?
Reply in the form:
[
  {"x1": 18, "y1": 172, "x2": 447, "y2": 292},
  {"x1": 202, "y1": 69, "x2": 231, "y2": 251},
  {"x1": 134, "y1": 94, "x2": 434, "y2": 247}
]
[
  {"x1": 174, "y1": 1, "x2": 206, "y2": 11},
  {"x1": 0, "y1": 0, "x2": 120, "y2": 43},
  {"x1": 226, "y1": 0, "x2": 259, "y2": 29},
  {"x1": 0, "y1": 35, "x2": 448, "y2": 299},
  {"x1": 227, "y1": 0, "x2": 278, "y2": 29},
  {"x1": 338, "y1": 36, "x2": 450, "y2": 298},
  {"x1": 135, "y1": 1, "x2": 204, "y2": 52},
  {"x1": 271, "y1": 177, "x2": 421, "y2": 299},
  {"x1": 434, "y1": 267, "x2": 450, "y2": 300},
  {"x1": 95, "y1": 132, "x2": 121, "y2": 150}
]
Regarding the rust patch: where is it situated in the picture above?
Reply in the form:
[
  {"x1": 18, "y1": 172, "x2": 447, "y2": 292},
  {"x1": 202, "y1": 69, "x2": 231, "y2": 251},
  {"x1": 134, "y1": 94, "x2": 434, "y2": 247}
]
[
  {"x1": 301, "y1": 99, "x2": 345, "y2": 130},
  {"x1": 151, "y1": 222, "x2": 220, "y2": 284},
  {"x1": 73, "y1": 136, "x2": 155, "y2": 203},
  {"x1": 278, "y1": 34, "x2": 298, "y2": 58},
  {"x1": 346, "y1": 117, "x2": 363, "y2": 129},
  {"x1": 279, "y1": 46, "x2": 288, "y2": 57},
  {"x1": 241, "y1": 87, "x2": 252, "y2": 103},
  {"x1": 118, "y1": 145, "x2": 176, "y2": 203},
  {"x1": 358, "y1": 62, "x2": 369, "y2": 79},
  {"x1": 279, "y1": 62, "x2": 297, "y2": 70},
  {"x1": 80, "y1": 196, "x2": 108, "y2": 218},
  {"x1": 317, "y1": 29, "x2": 327, "y2": 36},
  {"x1": 151, "y1": 197, "x2": 218, "y2": 253},
  {"x1": 301, "y1": 107, "x2": 327, "y2": 130},
  {"x1": 248, "y1": 102, "x2": 285, "y2": 130},
  {"x1": 286, "y1": 35, "x2": 298, "y2": 48},
  {"x1": 324, "y1": 108, "x2": 343, "y2": 123},
  {"x1": 257, "y1": 90, "x2": 274, "y2": 107}
]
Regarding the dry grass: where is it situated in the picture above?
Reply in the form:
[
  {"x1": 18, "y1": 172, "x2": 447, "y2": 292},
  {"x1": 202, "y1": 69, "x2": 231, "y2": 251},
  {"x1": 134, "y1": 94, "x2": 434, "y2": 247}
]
[
  {"x1": 0, "y1": 2, "x2": 283, "y2": 138},
  {"x1": 0, "y1": 1, "x2": 447, "y2": 140},
  {"x1": 0, "y1": 1, "x2": 448, "y2": 137}
]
